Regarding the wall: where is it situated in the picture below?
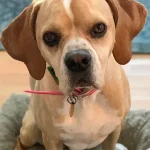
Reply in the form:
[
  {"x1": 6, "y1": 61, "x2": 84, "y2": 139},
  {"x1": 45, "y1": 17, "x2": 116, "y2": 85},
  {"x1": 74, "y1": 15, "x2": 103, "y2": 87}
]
[{"x1": 0, "y1": 0, "x2": 149, "y2": 53}]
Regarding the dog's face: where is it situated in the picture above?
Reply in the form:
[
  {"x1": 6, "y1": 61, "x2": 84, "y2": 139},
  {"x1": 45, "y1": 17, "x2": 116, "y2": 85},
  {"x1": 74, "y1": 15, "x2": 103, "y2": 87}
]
[
  {"x1": 36, "y1": 0, "x2": 116, "y2": 94},
  {"x1": 1, "y1": 0, "x2": 147, "y2": 94}
]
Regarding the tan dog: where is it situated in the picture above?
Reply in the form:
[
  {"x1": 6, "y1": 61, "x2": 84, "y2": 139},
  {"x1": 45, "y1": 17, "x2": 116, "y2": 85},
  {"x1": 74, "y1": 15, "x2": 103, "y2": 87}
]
[{"x1": 1, "y1": 0, "x2": 147, "y2": 150}]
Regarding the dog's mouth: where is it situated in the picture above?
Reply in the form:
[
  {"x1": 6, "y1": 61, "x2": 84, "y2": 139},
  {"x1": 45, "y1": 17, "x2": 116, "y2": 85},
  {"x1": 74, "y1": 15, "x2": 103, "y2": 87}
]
[
  {"x1": 71, "y1": 78, "x2": 94, "y2": 96},
  {"x1": 73, "y1": 87, "x2": 93, "y2": 96}
]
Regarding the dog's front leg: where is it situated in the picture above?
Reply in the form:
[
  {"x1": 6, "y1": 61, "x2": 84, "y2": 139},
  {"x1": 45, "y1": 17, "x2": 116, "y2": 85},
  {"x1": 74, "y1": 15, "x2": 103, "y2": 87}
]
[
  {"x1": 14, "y1": 108, "x2": 41, "y2": 150},
  {"x1": 42, "y1": 133, "x2": 63, "y2": 150},
  {"x1": 102, "y1": 125, "x2": 121, "y2": 150}
]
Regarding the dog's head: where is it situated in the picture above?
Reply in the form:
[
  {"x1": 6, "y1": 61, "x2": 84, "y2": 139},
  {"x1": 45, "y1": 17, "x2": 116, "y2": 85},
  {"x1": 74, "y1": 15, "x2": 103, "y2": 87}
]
[{"x1": 1, "y1": 0, "x2": 147, "y2": 94}]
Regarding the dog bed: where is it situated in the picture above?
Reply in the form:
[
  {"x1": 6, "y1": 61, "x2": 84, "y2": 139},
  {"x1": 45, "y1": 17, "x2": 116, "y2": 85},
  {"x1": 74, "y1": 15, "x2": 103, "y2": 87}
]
[
  {"x1": 1, "y1": 94, "x2": 149, "y2": 150},
  {"x1": 118, "y1": 110, "x2": 150, "y2": 150}
]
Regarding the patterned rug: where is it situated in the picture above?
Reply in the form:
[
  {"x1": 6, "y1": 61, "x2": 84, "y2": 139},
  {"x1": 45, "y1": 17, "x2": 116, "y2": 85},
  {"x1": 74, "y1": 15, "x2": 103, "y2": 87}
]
[{"x1": 0, "y1": 0, "x2": 150, "y2": 53}]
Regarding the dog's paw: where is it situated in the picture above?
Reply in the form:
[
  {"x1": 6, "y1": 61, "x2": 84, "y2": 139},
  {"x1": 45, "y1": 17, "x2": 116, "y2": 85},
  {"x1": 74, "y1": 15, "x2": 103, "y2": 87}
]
[
  {"x1": 116, "y1": 143, "x2": 128, "y2": 150},
  {"x1": 14, "y1": 137, "x2": 27, "y2": 150}
]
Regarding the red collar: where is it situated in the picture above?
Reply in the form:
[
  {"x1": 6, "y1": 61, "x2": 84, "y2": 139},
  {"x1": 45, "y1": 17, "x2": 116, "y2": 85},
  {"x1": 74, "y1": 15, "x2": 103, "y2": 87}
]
[
  {"x1": 24, "y1": 88, "x2": 96, "y2": 98},
  {"x1": 25, "y1": 67, "x2": 96, "y2": 103}
]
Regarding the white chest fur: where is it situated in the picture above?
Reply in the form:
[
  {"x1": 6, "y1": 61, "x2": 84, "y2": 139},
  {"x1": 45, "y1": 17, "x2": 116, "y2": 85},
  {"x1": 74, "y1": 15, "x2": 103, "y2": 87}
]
[{"x1": 54, "y1": 92, "x2": 121, "y2": 150}]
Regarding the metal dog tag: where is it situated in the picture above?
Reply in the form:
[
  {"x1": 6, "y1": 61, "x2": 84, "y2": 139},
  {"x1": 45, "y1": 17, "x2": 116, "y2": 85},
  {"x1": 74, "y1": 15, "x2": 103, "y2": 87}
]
[
  {"x1": 69, "y1": 104, "x2": 75, "y2": 117},
  {"x1": 67, "y1": 96, "x2": 78, "y2": 104},
  {"x1": 67, "y1": 96, "x2": 78, "y2": 117}
]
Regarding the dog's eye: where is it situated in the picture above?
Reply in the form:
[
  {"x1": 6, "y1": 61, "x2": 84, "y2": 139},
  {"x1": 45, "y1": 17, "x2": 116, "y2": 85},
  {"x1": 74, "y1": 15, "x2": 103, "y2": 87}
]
[
  {"x1": 43, "y1": 32, "x2": 60, "y2": 47},
  {"x1": 90, "y1": 23, "x2": 107, "y2": 38}
]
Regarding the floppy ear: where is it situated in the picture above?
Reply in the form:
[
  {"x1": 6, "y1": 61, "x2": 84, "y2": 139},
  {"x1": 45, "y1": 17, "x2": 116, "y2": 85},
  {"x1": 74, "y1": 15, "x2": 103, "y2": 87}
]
[
  {"x1": 106, "y1": 0, "x2": 148, "y2": 64},
  {"x1": 0, "y1": 2, "x2": 46, "y2": 80}
]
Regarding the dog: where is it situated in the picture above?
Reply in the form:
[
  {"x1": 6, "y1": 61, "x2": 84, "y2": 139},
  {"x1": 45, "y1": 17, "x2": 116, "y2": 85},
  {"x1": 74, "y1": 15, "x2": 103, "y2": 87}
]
[{"x1": 0, "y1": 0, "x2": 147, "y2": 149}]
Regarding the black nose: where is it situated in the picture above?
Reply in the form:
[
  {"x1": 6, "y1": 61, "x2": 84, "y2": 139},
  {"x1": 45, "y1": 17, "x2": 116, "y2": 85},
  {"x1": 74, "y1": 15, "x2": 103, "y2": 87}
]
[{"x1": 64, "y1": 49, "x2": 92, "y2": 72}]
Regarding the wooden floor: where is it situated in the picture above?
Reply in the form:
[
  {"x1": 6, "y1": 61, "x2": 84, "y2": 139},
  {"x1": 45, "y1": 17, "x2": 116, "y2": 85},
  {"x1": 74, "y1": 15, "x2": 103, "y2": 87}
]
[
  {"x1": 0, "y1": 51, "x2": 150, "y2": 110},
  {"x1": 0, "y1": 52, "x2": 29, "y2": 106}
]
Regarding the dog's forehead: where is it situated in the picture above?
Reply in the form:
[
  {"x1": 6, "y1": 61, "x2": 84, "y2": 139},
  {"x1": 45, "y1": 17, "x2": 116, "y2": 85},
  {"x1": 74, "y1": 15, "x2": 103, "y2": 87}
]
[
  {"x1": 39, "y1": 0, "x2": 112, "y2": 24},
  {"x1": 63, "y1": 0, "x2": 73, "y2": 21},
  {"x1": 63, "y1": 0, "x2": 111, "y2": 21},
  {"x1": 36, "y1": 0, "x2": 114, "y2": 39}
]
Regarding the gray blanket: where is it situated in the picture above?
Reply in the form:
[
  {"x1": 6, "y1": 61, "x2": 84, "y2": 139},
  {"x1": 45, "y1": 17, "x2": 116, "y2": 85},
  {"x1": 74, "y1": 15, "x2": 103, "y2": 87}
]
[{"x1": 0, "y1": 94, "x2": 149, "y2": 150}]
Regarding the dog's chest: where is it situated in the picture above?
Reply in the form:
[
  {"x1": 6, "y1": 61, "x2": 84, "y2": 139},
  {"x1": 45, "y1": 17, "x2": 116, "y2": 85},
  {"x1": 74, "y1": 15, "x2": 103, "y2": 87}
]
[{"x1": 54, "y1": 95, "x2": 120, "y2": 150}]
